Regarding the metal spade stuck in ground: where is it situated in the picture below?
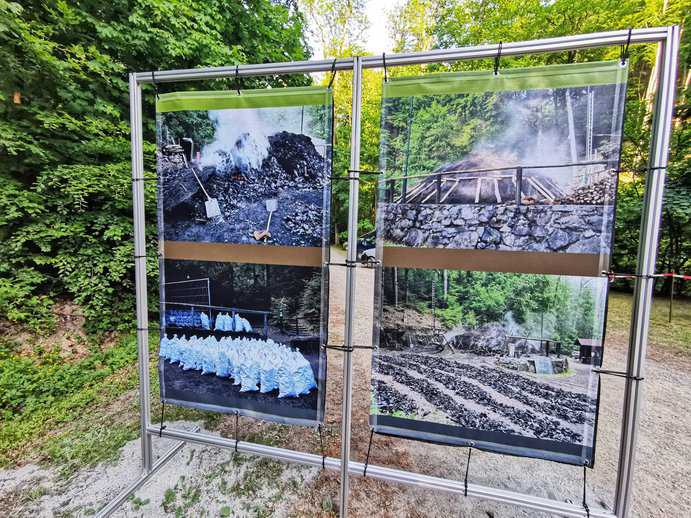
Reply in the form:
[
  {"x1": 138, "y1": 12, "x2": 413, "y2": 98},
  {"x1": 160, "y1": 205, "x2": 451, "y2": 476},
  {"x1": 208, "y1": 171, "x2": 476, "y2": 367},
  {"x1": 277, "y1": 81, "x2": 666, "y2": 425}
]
[
  {"x1": 253, "y1": 198, "x2": 278, "y2": 241},
  {"x1": 181, "y1": 153, "x2": 221, "y2": 219}
]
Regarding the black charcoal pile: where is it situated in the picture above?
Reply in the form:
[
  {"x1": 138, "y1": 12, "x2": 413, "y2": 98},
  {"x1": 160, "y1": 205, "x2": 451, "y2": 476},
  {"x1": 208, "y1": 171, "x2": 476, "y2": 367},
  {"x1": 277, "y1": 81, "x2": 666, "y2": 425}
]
[
  {"x1": 446, "y1": 323, "x2": 507, "y2": 356},
  {"x1": 160, "y1": 132, "x2": 329, "y2": 246},
  {"x1": 555, "y1": 173, "x2": 616, "y2": 205},
  {"x1": 372, "y1": 379, "x2": 420, "y2": 416},
  {"x1": 283, "y1": 201, "x2": 323, "y2": 237}
]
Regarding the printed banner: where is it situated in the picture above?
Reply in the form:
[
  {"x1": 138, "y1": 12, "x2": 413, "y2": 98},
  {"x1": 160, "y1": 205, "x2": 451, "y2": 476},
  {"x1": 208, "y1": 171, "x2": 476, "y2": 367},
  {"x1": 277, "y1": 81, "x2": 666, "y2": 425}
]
[
  {"x1": 370, "y1": 61, "x2": 627, "y2": 466},
  {"x1": 156, "y1": 87, "x2": 332, "y2": 425}
]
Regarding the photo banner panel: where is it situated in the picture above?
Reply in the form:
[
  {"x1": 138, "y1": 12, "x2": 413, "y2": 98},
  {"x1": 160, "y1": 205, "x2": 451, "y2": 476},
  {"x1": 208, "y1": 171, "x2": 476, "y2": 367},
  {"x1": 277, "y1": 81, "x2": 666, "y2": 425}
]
[
  {"x1": 371, "y1": 61, "x2": 628, "y2": 466},
  {"x1": 156, "y1": 87, "x2": 332, "y2": 426}
]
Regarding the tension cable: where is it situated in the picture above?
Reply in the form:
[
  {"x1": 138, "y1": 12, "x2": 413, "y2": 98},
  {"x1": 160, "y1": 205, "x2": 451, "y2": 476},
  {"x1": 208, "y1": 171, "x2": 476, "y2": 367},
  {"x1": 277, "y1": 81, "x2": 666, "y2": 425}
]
[
  {"x1": 151, "y1": 71, "x2": 159, "y2": 99},
  {"x1": 235, "y1": 65, "x2": 241, "y2": 95},
  {"x1": 620, "y1": 28, "x2": 633, "y2": 65},
  {"x1": 601, "y1": 271, "x2": 655, "y2": 283},
  {"x1": 594, "y1": 368, "x2": 644, "y2": 382},
  {"x1": 582, "y1": 465, "x2": 590, "y2": 518},
  {"x1": 317, "y1": 425, "x2": 327, "y2": 469},
  {"x1": 493, "y1": 42, "x2": 503, "y2": 76},
  {"x1": 158, "y1": 399, "x2": 167, "y2": 437},
  {"x1": 322, "y1": 343, "x2": 375, "y2": 353},
  {"x1": 363, "y1": 428, "x2": 375, "y2": 477},
  {"x1": 328, "y1": 58, "x2": 337, "y2": 89},
  {"x1": 464, "y1": 444, "x2": 474, "y2": 497},
  {"x1": 234, "y1": 411, "x2": 240, "y2": 453}
]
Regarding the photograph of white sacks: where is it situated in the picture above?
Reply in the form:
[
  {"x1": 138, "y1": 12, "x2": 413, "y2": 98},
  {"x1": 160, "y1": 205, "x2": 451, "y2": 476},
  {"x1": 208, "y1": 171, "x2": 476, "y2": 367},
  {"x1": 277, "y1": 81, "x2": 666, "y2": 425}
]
[
  {"x1": 377, "y1": 61, "x2": 627, "y2": 276},
  {"x1": 371, "y1": 268, "x2": 607, "y2": 466},
  {"x1": 159, "y1": 259, "x2": 327, "y2": 425},
  {"x1": 156, "y1": 87, "x2": 332, "y2": 249}
]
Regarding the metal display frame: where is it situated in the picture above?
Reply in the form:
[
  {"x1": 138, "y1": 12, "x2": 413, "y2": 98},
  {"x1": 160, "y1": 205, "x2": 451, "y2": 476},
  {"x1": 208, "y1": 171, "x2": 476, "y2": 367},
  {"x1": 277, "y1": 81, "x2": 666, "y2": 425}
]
[{"x1": 99, "y1": 26, "x2": 679, "y2": 518}]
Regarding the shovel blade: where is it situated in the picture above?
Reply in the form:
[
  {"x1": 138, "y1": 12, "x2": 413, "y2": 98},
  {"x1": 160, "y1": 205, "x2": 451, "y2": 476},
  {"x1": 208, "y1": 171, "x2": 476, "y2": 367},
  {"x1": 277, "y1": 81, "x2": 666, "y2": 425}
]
[
  {"x1": 265, "y1": 198, "x2": 278, "y2": 212},
  {"x1": 205, "y1": 198, "x2": 221, "y2": 219}
]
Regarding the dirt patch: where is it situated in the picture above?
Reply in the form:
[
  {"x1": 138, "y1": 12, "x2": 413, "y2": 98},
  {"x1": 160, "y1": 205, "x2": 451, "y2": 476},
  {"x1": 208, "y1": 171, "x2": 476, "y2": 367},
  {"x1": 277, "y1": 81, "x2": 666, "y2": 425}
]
[{"x1": 5, "y1": 301, "x2": 120, "y2": 362}]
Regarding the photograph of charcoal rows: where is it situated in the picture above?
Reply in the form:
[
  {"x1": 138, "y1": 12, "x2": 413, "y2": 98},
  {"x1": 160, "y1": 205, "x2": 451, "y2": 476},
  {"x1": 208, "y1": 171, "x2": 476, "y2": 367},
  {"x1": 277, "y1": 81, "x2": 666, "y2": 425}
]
[
  {"x1": 378, "y1": 80, "x2": 623, "y2": 255},
  {"x1": 160, "y1": 259, "x2": 326, "y2": 423},
  {"x1": 158, "y1": 102, "x2": 331, "y2": 247},
  {"x1": 372, "y1": 267, "x2": 606, "y2": 463}
]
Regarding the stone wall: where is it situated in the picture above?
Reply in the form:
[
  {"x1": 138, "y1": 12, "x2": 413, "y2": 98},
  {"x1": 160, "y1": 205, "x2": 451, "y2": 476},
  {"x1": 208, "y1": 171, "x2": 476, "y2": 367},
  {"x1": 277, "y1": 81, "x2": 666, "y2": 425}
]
[{"x1": 381, "y1": 203, "x2": 614, "y2": 254}]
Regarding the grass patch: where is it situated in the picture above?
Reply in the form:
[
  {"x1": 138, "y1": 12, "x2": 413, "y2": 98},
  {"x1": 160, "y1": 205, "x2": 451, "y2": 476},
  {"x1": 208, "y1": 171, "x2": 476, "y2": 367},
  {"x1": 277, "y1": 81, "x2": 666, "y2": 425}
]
[
  {"x1": 45, "y1": 422, "x2": 139, "y2": 477},
  {"x1": 607, "y1": 292, "x2": 691, "y2": 356},
  {"x1": 0, "y1": 329, "x2": 223, "y2": 471}
]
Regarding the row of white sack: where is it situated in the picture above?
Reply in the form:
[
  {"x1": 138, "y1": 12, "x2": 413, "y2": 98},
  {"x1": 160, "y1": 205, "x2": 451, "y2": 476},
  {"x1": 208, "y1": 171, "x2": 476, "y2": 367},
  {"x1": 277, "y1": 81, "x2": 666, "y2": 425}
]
[
  {"x1": 159, "y1": 335, "x2": 316, "y2": 398},
  {"x1": 213, "y1": 313, "x2": 253, "y2": 333},
  {"x1": 166, "y1": 311, "x2": 253, "y2": 332}
]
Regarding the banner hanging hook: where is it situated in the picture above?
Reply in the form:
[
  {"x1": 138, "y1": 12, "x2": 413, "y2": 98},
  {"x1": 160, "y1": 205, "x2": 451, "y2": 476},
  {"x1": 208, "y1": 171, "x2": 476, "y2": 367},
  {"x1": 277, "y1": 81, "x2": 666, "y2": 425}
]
[
  {"x1": 494, "y1": 42, "x2": 503, "y2": 76},
  {"x1": 327, "y1": 58, "x2": 337, "y2": 89},
  {"x1": 620, "y1": 28, "x2": 632, "y2": 65},
  {"x1": 382, "y1": 52, "x2": 388, "y2": 82}
]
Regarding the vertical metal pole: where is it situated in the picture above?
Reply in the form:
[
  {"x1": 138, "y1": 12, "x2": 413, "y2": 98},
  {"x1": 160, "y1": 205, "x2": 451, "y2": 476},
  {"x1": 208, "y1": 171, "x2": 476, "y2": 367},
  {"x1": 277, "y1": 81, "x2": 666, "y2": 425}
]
[
  {"x1": 515, "y1": 167, "x2": 523, "y2": 205},
  {"x1": 339, "y1": 55, "x2": 362, "y2": 518},
  {"x1": 614, "y1": 25, "x2": 679, "y2": 517},
  {"x1": 129, "y1": 73, "x2": 153, "y2": 472}
]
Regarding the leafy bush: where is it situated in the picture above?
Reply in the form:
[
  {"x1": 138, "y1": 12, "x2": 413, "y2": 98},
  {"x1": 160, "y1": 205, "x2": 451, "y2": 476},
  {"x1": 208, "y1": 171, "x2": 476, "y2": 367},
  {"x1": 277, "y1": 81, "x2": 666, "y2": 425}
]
[
  {"x1": 0, "y1": 336, "x2": 138, "y2": 420},
  {"x1": 0, "y1": 0, "x2": 311, "y2": 333}
]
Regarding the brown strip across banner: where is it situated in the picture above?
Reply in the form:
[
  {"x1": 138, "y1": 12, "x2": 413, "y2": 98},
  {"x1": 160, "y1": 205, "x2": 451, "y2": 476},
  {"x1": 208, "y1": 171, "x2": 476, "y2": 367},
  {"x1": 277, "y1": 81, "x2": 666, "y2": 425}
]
[
  {"x1": 164, "y1": 241, "x2": 323, "y2": 267},
  {"x1": 383, "y1": 247, "x2": 606, "y2": 277}
]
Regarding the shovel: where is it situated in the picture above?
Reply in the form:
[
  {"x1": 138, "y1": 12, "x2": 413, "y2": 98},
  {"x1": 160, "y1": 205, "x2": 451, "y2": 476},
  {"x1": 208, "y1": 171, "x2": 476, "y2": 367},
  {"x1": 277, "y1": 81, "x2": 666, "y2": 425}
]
[
  {"x1": 183, "y1": 155, "x2": 221, "y2": 219},
  {"x1": 253, "y1": 198, "x2": 278, "y2": 242}
]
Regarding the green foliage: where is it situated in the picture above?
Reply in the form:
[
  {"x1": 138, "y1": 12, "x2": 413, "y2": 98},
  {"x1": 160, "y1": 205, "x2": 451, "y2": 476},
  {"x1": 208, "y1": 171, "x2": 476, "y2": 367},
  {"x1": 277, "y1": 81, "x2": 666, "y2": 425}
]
[
  {"x1": 45, "y1": 422, "x2": 139, "y2": 477},
  {"x1": 429, "y1": 0, "x2": 690, "y2": 292},
  {"x1": 0, "y1": 0, "x2": 311, "y2": 332},
  {"x1": 393, "y1": 269, "x2": 598, "y2": 345},
  {"x1": 0, "y1": 335, "x2": 138, "y2": 420},
  {"x1": 160, "y1": 111, "x2": 216, "y2": 147}
]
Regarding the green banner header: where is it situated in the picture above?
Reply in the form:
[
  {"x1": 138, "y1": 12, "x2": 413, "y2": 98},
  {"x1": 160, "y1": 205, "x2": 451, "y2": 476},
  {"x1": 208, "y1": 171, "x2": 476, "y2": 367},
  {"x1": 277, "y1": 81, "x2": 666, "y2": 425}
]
[
  {"x1": 383, "y1": 61, "x2": 628, "y2": 98},
  {"x1": 157, "y1": 86, "x2": 332, "y2": 113}
]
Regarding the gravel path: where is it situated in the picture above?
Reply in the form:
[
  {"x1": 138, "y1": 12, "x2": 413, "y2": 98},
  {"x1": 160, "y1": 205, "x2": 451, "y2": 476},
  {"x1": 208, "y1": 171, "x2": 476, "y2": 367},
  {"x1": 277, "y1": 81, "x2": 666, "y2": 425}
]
[
  {"x1": 1, "y1": 248, "x2": 689, "y2": 517},
  {"x1": 324, "y1": 248, "x2": 691, "y2": 518}
]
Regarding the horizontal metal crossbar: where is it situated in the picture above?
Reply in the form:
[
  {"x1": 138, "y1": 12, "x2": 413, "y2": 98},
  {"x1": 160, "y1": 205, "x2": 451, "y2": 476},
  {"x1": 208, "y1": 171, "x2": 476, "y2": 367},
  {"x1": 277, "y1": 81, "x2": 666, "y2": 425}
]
[
  {"x1": 124, "y1": 25, "x2": 679, "y2": 518},
  {"x1": 360, "y1": 27, "x2": 669, "y2": 68},
  {"x1": 134, "y1": 28, "x2": 669, "y2": 84},
  {"x1": 147, "y1": 426, "x2": 614, "y2": 518}
]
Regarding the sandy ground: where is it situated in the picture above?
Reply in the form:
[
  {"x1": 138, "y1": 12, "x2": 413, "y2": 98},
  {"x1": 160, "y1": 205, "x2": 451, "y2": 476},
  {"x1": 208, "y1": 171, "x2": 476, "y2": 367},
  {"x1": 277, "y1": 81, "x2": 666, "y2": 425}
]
[{"x1": 1, "y1": 248, "x2": 690, "y2": 517}]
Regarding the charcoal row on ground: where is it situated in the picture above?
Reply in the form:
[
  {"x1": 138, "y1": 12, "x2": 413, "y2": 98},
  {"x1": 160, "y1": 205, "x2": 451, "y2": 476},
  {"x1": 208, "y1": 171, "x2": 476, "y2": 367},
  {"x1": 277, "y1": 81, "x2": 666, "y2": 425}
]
[
  {"x1": 373, "y1": 359, "x2": 512, "y2": 433},
  {"x1": 402, "y1": 353, "x2": 597, "y2": 411},
  {"x1": 378, "y1": 356, "x2": 582, "y2": 443},
  {"x1": 372, "y1": 379, "x2": 421, "y2": 416}
]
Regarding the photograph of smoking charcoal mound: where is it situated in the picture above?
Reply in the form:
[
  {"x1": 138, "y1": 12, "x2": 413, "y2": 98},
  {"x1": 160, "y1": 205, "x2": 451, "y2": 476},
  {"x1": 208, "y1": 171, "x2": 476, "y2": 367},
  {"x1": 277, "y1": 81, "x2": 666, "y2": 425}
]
[
  {"x1": 160, "y1": 258, "x2": 327, "y2": 425},
  {"x1": 371, "y1": 267, "x2": 608, "y2": 466},
  {"x1": 157, "y1": 98, "x2": 331, "y2": 247},
  {"x1": 378, "y1": 62, "x2": 626, "y2": 256}
]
